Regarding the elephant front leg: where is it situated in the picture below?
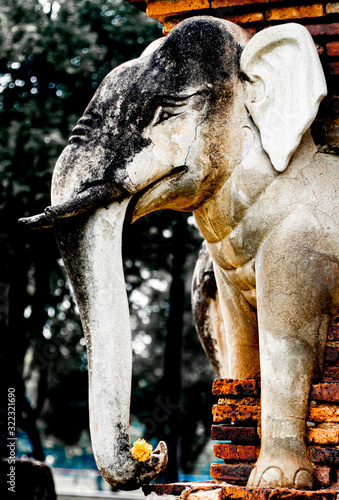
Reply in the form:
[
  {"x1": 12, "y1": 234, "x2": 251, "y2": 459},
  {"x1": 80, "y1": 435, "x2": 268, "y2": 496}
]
[
  {"x1": 248, "y1": 234, "x2": 332, "y2": 489},
  {"x1": 214, "y1": 265, "x2": 260, "y2": 379},
  {"x1": 249, "y1": 332, "x2": 321, "y2": 489}
]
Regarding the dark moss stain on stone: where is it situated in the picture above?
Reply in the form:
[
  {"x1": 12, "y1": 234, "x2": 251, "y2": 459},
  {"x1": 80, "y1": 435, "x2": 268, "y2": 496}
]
[
  {"x1": 57, "y1": 17, "x2": 244, "y2": 202},
  {"x1": 22, "y1": 17, "x2": 246, "y2": 228},
  {"x1": 192, "y1": 241, "x2": 222, "y2": 375}
]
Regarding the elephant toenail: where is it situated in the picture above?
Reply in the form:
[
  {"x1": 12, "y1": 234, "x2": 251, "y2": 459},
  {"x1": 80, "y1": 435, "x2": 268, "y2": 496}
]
[
  {"x1": 294, "y1": 470, "x2": 313, "y2": 490},
  {"x1": 259, "y1": 467, "x2": 283, "y2": 487}
]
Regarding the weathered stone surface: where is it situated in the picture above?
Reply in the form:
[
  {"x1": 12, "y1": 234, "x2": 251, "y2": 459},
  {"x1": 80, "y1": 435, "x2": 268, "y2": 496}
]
[
  {"x1": 187, "y1": 489, "x2": 221, "y2": 500},
  {"x1": 213, "y1": 404, "x2": 261, "y2": 424},
  {"x1": 311, "y1": 383, "x2": 339, "y2": 402},
  {"x1": 144, "y1": 483, "x2": 339, "y2": 500},
  {"x1": 211, "y1": 425, "x2": 258, "y2": 443},
  {"x1": 219, "y1": 485, "x2": 338, "y2": 500},
  {"x1": 210, "y1": 464, "x2": 253, "y2": 484},
  {"x1": 214, "y1": 443, "x2": 258, "y2": 461},
  {"x1": 143, "y1": 482, "x2": 230, "y2": 499},
  {"x1": 307, "y1": 427, "x2": 339, "y2": 444},
  {"x1": 212, "y1": 379, "x2": 261, "y2": 397}
]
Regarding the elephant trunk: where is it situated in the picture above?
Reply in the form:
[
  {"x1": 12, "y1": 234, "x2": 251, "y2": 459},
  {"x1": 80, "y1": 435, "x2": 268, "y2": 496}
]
[{"x1": 54, "y1": 199, "x2": 167, "y2": 490}]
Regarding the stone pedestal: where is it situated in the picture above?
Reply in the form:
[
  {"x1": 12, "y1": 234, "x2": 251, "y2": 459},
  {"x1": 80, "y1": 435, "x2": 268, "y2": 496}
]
[{"x1": 143, "y1": 482, "x2": 339, "y2": 500}]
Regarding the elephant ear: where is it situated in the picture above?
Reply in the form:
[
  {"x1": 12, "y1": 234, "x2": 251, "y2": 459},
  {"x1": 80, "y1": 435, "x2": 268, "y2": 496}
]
[{"x1": 240, "y1": 23, "x2": 327, "y2": 172}]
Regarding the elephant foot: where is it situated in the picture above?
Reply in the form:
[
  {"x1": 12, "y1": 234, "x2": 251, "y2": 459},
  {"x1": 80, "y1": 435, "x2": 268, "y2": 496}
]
[{"x1": 247, "y1": 453, "x2": 314, "y2": 490}]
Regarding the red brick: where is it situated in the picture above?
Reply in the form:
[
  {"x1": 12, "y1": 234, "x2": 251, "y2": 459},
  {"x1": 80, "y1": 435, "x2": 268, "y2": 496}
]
[
  {"x1": 220, "y1": 486, "x2": 266, "y2": 500},
  {"x1": 211, "y1": 425, "x2": 258, "y2": 443},
  {"x1": 326, "y1": 62, "x2": 339, "y2": 76},
  {"x1": 306, "y1": 23, "x2": 339, "y2": 36},
  {"x1": 314, "y1": 465, "x2": 331, "y2": 488},
  {"x1": 326, "y1": 2, "x2": 339, "y2": 15},
  {"x1": 323, "y1": 366, "x2": 339, "y2": 381},
  {"x1": 329, "y1": 468, "x2": 339, "y2": 489},
  {"x1": 308, "y1": 404, "x2": 339, "y2": 422},
  {"x1": 310, "y1": 446, "x2": 339, "y2": 464},
  {"x1": 266, "y1": 5, "x2": 324, "y2": 21},
  {"x1": 210, "y1": 463, "x2": 253, "y2": 484},
  {"x1": 143, "y1": 484, "x2": 191, "y2": 496},
  {"x1": 325, "y1": 347, "x2": 339, "y2": 365},
  {"x1": 211, "y1": 0, "x2": 282, "y2": 7},
  {"x1": 311, "y1": 382, "x2": 339, "y2": 402},
  {"x1": 307, "y1": 427, "x2": 339, "y2": 444},
  {"x1": 144, "y1": 484, "x2": 339, "y2": 500},
  {"x1": 146, "y1": 0, "x2": 209, "y2": 19},
  {"x1": 219, "y1": 485, "x2": 338, "y2": 500},
  {"x1": 162, "y1": 18, "x2": 182, "y2": 35},
  {"x1": 222, "y1": 12, "x2": 264, "y2": 24},
  {"x1": 214, "y1": 443, "x2": 258, "y2": 461},
  {"x1": 327, "y1": 41, "x2": 339, "y2": 57},
  {"x1": 316, "y1": 43, "x2": 325, "y2": 56},
  {"x1": 213, "y1": 404, "x2": 261, "y2": 424},
  {"x1": 212, "y1": 379, "x2": 261, "y2": 397}
]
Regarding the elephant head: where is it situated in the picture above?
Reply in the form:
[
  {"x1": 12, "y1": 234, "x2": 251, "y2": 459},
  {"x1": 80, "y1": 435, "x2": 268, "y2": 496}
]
[{"x1": 20, "y1": 17, "x2": 326, "y2": 490}]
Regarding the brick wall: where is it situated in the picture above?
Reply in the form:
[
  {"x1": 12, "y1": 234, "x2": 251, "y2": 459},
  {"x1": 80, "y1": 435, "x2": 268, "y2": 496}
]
[{"x1": 126, "y1": 0, "x2": 339, "y2": 152}]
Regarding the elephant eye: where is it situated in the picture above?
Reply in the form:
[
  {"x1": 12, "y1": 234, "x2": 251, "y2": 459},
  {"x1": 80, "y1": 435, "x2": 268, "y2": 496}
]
[
  {"x1": 159, "y1": 111, "x2": 170, "y2": 122},
  {"x1": 152, "y1": 105, "x2": 184, "y2": 126}
]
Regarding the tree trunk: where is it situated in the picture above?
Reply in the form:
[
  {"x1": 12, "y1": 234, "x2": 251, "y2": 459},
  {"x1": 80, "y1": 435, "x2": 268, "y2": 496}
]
[{"x1": 162, "y1": 213, "x2": 187, "y2": 483}]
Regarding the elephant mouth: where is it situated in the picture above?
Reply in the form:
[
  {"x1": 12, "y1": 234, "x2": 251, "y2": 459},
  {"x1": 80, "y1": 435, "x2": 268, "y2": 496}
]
[
  {"x1": 127, "y1": 164, "x2": 188, "y2": 223},
  {"x1": 18, "y1": 165, "x2": 188, "y2": 230}
]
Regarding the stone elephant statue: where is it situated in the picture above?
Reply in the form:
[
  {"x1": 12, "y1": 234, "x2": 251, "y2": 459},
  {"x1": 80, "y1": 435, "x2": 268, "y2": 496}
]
[
  {"x1": 192, "y1": 240, "x2": 228, "y2": 378},
  {"x1": 20, "y1": 16, "x2": 339, "y2": 491}
]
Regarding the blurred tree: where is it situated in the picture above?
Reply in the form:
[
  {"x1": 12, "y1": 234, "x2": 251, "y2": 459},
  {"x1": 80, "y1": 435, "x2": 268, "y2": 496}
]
[{"x1": 0, "y1": 0, "x2": 215, "y2": 484}]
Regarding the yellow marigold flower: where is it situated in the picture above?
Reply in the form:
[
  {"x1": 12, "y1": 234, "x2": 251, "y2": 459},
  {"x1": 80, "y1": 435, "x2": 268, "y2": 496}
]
[{"x1": 132, "y1": 438, "x2": 153, "y2": 462}]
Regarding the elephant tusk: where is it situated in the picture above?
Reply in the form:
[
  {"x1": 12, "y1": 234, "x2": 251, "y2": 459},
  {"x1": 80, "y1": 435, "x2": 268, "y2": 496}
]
[
  {"x1": 18, "y1": 212, "x2": 54, "y2": 230},
  {"x1": 46, "y1": 182, "x2": 129, "y2": 219},
  {"x1": 18, "y1": 182, "x2": 130, "y2": 230},
  {"x1": 149, "y1": 441, "x2": 168, "y2": 469}
]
